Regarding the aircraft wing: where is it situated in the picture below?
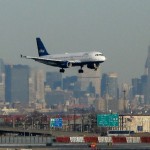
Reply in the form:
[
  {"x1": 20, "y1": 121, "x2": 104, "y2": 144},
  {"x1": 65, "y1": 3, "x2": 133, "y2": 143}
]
[{"x1": 21, "y1": 55, "x2": 81, "y2": 67}]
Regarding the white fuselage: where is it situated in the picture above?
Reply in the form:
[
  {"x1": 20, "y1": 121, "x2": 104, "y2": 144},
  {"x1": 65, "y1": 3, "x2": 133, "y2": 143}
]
[{"x1": 42, "y1": 51, "x2": 106, "y2": 63}]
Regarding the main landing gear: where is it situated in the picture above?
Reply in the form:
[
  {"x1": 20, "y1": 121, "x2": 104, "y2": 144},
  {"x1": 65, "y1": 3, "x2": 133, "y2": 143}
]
[
  {"x1": 78, "y1": 66, "x2": 84, "y2": 73},
  {"x1": 60, "y1": 68, "x2": 65, "y2": 73},
  {"x1": 78, "y1": 69, "x2": 83, "y2": 73},
  {"x1": 59, "y1": 67, "x2": 84, "y2": 73}
]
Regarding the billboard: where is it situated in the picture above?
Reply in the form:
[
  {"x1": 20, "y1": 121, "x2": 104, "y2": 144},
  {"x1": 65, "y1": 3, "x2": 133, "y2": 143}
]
[{"x1": 97, "y1": 114, "x2": 119, "y2": 127}]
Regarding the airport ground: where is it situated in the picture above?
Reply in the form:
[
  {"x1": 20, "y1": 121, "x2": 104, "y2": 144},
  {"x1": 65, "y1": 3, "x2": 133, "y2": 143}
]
[
  {"x1": 0, "y1": 127, "x2": 149, "y2": 150},
  {"x1": 0, "y1": 143, "x2": 150, "y2": 150}
]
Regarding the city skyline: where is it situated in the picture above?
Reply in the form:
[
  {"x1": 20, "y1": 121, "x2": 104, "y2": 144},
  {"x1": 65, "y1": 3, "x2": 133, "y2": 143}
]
[
  {"x1": 0, "y1": 0, "x2": 150, "y2": 83},
  {"x1": 0, "y1": 57, "x2": 149, "y2": 114}
]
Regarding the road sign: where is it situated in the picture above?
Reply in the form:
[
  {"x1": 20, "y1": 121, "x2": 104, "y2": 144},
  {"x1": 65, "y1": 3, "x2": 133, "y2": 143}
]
[
  {"x1": 109, "y1": 114, "x2": 119, "y2": 126},
  {"x1": 50, "y1": 118, "x2": 63, "y2": 128},
  {"x1": 97, "y1": 114, "x2": 119, "y2": 127}
]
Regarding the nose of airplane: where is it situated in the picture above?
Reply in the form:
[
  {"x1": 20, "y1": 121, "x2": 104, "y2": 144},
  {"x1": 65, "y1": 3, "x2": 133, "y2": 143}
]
[{"x1": 103, "y1": 56, "x2": 106, "y2": 61}]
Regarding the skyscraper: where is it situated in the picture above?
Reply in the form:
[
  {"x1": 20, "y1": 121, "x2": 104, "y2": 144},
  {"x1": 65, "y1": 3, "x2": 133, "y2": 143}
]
[
  {"x1": 145, "y1": 46, "x2": 150, "y2": 104},
  {"x1": 0, "y1": 73, "x2": 5, "y2": 101},
  {"x1": 5, "y1": 65, "x2": 29, "y2": 105},
  {"x1": 101, "y1": 73, "x2": 109, "y2": 98},
  {"x1": 0, "y1": 59, "x2": 5, "y2": 82},
  {"x1": 132, "y1": 78, "x2": 142, "y2": 97},
  {"x1": 101, "y1": 72, "x2": 119, "y2": 112},
  {"x1": 36, "y1": 69, "x2": 45, "y2": 103},
  {"x1": 46, "y1": 72, "x2": 62, "y2": 90},
  {"x1": 107, "y1": 72, "x2": 119, "y2": 100},
  {"x1": 78, "y1": 67, "x2": 101, "y2": 96}
]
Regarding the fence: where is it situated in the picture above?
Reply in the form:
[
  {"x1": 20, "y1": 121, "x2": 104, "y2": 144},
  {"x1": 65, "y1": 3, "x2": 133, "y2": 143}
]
[{"x1": 0, "y1": 136, "x2": 52, "y2": 144}]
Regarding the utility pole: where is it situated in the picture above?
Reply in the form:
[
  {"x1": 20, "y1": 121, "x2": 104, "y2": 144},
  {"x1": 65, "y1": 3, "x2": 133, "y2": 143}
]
[
  {"x1": 73, "y1": 109, "x2": 76, "y2": 131},
  {"x1": 81, "y1": 109, "x2": 84, "y2": 132},
  {"x1": 105, "y1": 81, "x2": 109, "y2": 113}
]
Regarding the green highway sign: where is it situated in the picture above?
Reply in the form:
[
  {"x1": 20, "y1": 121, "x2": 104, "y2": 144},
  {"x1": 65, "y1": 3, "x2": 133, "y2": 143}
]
[
  {"x1": 50, "y1": 118, "x2": 55, "y2": 127},
  {"x1": 97, "y1": 114, "x2": 119, "y2": 127}
]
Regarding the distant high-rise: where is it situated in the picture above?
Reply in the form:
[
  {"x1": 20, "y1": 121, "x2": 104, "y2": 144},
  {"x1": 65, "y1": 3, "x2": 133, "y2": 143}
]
[
  {"x1": 46, "y1": 72, "x2": 62, "y2": 90},
  {"x1": 132, "y1": 78, "x2": 142, "y2": 97},
  {"x1": 78, "y1": 67, "x2": 101, "y2": 96},
  {"x1": 0, "y1": 59, "x2": 5, "y2": 82},
  {"x1": 107, "y1": 72, "x2": 119, "y2": 100},
  {"x1": 145, "y1": 46, "x2": 150, "y2": 104},
  {"x1": 0, "y1": 73, "x2": 5, "y2": 101},
  {"x1": 5, "y1": 65, "x2": 29, "y2": 105},
  {"x1": 0, "y1": 59, "x2": 5, "y2": 72},
  {"x1": 28, "y1": 69, "x2": 37, "y2": 104},
  {"x1": 63, "y1": 76, "x2": 78, "y2": 91},
  {"x1": 101, "y1": 73, "x2": 108, "y2": 98},
  {"x1": 36, "y1": 69, "x2": 45, "y2": 103},
  {"x1": 101, "y1": 72, "x2": 119, "y2": 112}
]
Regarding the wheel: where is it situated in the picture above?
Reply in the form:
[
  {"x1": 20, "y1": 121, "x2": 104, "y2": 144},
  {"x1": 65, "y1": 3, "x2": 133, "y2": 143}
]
[
  {"x1": 78, "y1": 69, "x2": 84, "y2": 73},
  {"x1": 60, "y1": 68, "x2": 65, "y2": 73}
]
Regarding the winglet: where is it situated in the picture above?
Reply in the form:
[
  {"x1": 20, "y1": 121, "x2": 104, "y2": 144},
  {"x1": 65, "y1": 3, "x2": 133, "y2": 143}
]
[
  {"x1": 20, "y1": 54, "x2": 26, "y2": 58},
  {"x1": 36, "y1": 38, "x2": 49, "y2": 57}
]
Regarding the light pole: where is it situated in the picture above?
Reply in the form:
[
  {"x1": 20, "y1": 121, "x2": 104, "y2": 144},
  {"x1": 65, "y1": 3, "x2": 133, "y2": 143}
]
[
  {"x1": 23, "y1": 122, "x2": 25, "y2": 137},
  {"x1": 73, "y1": 108, "x2": 76, "y2": 131}
]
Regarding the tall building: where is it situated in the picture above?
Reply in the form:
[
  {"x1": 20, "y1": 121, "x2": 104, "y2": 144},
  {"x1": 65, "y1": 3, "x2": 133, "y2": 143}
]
[
  {"x1": 0, "y1": 73, "x2": 5, "y2": 101},
  {"x1": 132, "y1": 78, "x2": 142, "y2": 97},
  {"x1": 131, "y1": 75, "x2": 147, "y2": 103},
  {"x1": 101, "y1": 73, "x2": 109, "y2": 98},
  {"x1": 107, "y1": 72, "x2": 119, "y2": 100},
  {"x1": 141, "y1": 75, "x2": 148, "y2": 104},
  {"x1": 5, "y1": 65, "x2": 29, "y2": 105},
  {"x1": 29, "y1": 77, "x2": 36, "y2": 104},
  {"x1": 46, "y1": 72, "x2": 62, "y2": 90},
  {"x1": 78, "y1": 67, "x2": 101, "y2": 96},
  {"x1": 36, "y1": 69, "x2": 45, "y2": 103},
  {"x1": 145, "y1": 46, "x2": 150, "y2": 104},
  {"x1": 101, "y1": 72, "x2": 119, "y2": 112},
  {"x1": 63, "y1": 76, "x2": 78, "y2": 91},
  {"x1": 0, "y1": 59, "x2": 5, "y2": 82},
  {"x1": 28, "y1": 69, "x2": 37, "y2": 104}
]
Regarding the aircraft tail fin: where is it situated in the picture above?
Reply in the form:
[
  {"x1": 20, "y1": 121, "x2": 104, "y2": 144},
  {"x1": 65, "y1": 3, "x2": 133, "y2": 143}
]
[{"x1": 36, "y1": 38, "x2": 49, "y2": 57}]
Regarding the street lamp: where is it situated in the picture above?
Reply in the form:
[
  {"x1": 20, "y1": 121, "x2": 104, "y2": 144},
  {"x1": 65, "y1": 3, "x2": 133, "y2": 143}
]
[
  {"x1": 73, "y1": 108, "x2": 76, "y2": 131},
  {"x1": 23, "y1": 122, "x2": 25, "y2": 137}
]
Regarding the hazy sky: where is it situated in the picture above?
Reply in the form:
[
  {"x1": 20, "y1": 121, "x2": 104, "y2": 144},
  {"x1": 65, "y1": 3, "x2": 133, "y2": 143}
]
[{"x1": 0, "y1": 0, "x2": 150, "y2": 84}]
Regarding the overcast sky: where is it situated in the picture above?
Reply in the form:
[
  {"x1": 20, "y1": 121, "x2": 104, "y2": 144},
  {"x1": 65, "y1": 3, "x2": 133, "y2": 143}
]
[{"x1": 0, "y1": 0, "x2": 150, "y2": 84}]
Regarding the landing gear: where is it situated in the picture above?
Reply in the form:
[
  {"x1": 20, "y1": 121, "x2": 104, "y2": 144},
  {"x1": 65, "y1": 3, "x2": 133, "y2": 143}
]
[
  {"x1": 78, "y1": 68, "x2": 84, "y2": 73},
  {"x1": 78, "y1": 65, "x2": 84, "y2": 73},
  {"x1": 60, "y1": 68, "x2": 65, "y2": 73}
]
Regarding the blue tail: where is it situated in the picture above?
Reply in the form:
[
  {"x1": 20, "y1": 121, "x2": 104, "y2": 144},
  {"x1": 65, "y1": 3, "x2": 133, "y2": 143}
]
[{"x1": 36, "y1": 38, "x2": 49, "y2": 56}]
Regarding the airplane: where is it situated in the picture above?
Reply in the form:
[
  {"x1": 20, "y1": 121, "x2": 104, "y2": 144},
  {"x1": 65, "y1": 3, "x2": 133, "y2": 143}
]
[{"x1": 21, "y1": 38, "x2": 106, "y2": 73}]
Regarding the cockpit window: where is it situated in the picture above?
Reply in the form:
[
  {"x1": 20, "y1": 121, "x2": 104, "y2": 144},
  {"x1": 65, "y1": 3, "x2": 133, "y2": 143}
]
[{"x1": 95, "y1": 53, "x2": 103, "y2": 56}]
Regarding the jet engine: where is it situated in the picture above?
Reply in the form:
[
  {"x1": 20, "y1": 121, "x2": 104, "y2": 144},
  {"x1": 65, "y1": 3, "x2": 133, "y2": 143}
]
[
  {"x1": 60, "y1": 61, "x2": 72, "y2": 68},
  {"x1": 87, "y1": 63, "x2": 100, "y2": 70}
]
